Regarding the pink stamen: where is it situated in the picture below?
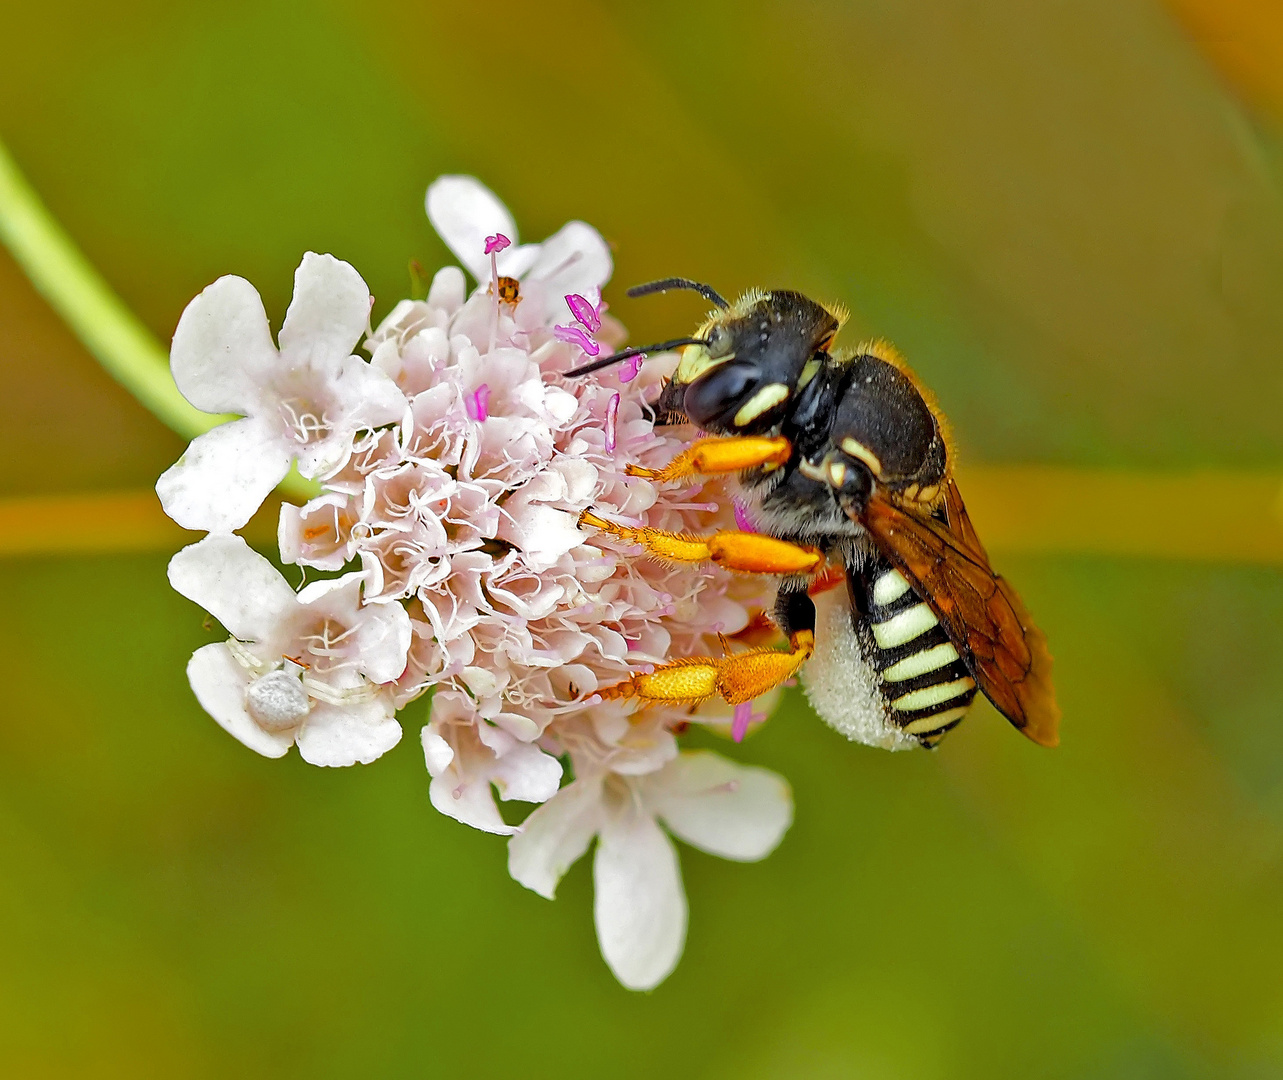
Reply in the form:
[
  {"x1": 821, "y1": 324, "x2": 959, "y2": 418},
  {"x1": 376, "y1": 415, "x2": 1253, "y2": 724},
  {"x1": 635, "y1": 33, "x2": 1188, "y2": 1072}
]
[
  {"x1": 487, "y1": 245, "x2": 502, "y2": 353},
  {"x1": 733, "y1": 499, "x2": 758, "y2": 533},
  {"x1": 565, "y1": 292, "x2": 602, "y2": 333},
  {"x1": 619, "y1": 355, "x2": 642, "y2": 383},
  {"x1": 466, "y1": 384, "x2": 491, "y2": 422},
  {"x1": 554, "y1": 324, "x2": 601, "y2": 356},
  {"x1": 604, "y1": 392, "x2": 620, "y2": 452},
  {"x1": 732, "y1": 701, "x2": 753, "y2": 743}
]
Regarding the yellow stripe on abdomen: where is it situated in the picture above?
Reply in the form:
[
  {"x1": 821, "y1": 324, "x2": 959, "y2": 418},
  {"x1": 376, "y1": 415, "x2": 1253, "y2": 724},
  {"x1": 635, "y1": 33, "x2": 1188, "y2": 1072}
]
[
  {"x1": 872, "y1": 568, "x2": 911, "y2": 606},
  {"x1": 871, "y1": 603, "x2": 938, "y2": 649},
  {"x1": 903, "y1": 704, "x2": 972, "y2": 736},
  {"x1": 882, "y1": 642, "x2": 961, "y2": 682},
  {"x1": 890, "y1": 677, "x2": 976, "y2": 713}
]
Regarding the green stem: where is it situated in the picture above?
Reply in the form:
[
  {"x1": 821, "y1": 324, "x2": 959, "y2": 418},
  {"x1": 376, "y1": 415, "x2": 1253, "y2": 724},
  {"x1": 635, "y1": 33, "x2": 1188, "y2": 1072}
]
[{"x1": 0, "y1": 138, "x2": 316, "y2": 501}]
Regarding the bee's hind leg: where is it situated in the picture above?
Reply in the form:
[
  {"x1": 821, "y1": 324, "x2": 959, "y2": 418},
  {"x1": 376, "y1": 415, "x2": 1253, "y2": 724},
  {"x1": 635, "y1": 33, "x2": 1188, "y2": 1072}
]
[
  {"x1": 594, "y1": 588, "x2": 817, "y2": 709},
  {"x1": 596, "y1": 630, "x2": 814, "y2": 708}
]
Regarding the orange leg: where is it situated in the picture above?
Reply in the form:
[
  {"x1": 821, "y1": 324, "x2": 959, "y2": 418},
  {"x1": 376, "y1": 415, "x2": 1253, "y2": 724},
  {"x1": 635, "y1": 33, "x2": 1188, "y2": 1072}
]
[
  {"x1": 579, "y1": 510, "x2": 822, "y2": 575},
  {"x1": 597, "y1": 630, "x2": 814, "y2": 707},
  {"x1": 626, "y1": 435, "x2": 791, "y2": 482},
  {"x1": 807, "y1": 563, "x2": 846, "y2": 596}
]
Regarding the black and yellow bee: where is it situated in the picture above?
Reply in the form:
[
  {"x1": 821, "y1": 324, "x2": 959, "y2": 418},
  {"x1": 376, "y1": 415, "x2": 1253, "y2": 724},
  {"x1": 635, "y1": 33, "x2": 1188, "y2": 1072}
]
[{"x1": 568, "y1": 279, "x2": 1059, "y2": 750}]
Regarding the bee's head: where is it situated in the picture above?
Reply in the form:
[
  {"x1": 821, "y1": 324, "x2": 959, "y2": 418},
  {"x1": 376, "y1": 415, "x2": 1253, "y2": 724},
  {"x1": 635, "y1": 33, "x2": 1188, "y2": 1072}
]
[
  {"x1": 565, "y1": 280, "x2": 843, "y2": 434},
  {"x1": 652, "y1": 290, "x2": 839, "y2": 434}
]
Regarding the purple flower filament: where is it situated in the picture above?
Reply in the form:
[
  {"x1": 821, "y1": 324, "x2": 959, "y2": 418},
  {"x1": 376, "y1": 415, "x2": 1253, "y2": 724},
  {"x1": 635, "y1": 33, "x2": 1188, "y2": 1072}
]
[
  {"x1": 565, "y1": 292, "x2": 602, "y2": 334},
  {"x1": 467, "y1": 383, "x2": 491, "y2": 422},
  {"x1": 554, "y1": 323, "x2": 601, "y2": 356}
]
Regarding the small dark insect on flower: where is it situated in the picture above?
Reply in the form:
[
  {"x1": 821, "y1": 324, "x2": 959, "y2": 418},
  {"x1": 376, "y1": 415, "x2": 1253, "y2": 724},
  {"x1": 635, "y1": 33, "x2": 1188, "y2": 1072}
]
[{"x1": 495, "y1": 275, "x2": 520, "y2": 304}]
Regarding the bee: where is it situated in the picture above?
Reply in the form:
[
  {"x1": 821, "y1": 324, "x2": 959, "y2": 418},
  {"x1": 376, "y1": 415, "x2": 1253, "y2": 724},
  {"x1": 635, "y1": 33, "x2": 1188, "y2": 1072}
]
[{"x1": 568, "y1": 278, "x2": 1059, "y2": 749}]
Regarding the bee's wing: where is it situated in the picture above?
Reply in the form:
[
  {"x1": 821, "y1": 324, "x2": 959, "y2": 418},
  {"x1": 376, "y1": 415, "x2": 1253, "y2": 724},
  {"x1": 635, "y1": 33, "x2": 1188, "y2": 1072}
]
[{"x1": 856, "y1": 480, "x2": 1061, "y2": 747}]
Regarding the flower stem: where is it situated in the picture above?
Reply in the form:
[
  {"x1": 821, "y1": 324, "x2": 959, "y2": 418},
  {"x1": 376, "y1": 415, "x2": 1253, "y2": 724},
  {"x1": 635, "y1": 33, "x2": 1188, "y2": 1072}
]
[
  {"x1": 0, "y1": 139, "x2": 219, "y2": 435},
  {"x1": 0, "y1": 138, "x2": 317, "y2": 502}
]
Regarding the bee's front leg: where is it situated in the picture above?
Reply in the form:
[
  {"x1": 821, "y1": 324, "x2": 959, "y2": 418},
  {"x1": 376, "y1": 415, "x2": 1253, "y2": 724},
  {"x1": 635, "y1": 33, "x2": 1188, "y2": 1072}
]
[{"x1": 625, "y1": 435, "x2": 791, "y2": 482}]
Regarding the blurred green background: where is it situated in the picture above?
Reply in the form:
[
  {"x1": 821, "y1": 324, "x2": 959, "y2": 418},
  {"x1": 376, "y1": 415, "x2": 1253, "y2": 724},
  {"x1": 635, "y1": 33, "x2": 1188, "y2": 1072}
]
[{"x1": 3, "y1": 0, "x2": 1283, "y2": 1076}]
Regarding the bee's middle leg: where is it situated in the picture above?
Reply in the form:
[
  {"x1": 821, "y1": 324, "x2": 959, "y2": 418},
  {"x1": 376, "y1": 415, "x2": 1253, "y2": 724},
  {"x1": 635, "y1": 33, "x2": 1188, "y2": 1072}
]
[{"x1": 578, "y1": 510, "x2": 823, "y2": 575}]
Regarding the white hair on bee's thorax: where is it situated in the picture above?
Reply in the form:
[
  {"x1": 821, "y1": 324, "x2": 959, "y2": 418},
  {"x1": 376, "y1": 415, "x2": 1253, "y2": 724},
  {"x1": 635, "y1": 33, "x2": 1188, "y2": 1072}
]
[{"x1": 801, "y1": 586, "x2": 917, "y2": 751}]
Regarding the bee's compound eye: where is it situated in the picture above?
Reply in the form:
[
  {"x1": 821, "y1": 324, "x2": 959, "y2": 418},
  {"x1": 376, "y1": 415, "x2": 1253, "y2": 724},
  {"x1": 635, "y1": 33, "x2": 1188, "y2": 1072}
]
[
  {"x1": 706, "y1": 325, "x2": 733, "y2": 357},
  {"x1": 683, "y1": 362, "x2": 759, "y2": 429}
]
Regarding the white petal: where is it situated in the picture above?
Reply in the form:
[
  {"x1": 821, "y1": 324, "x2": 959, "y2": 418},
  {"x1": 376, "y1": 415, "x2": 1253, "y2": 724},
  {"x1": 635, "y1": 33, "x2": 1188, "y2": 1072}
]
[
  {"x1": 333, "y1": 354, "x2": 408, "y2": 427},
  {"x1": 168, "y1": 533, "x2": 297, "y2": 641},
  {"x1": 294, "y1": 569, "x2": 363, "y2": 611},
  {"x1": 186, "y1": 643, "x2": 293, "y2": 758},
  {"x1": 527, "y1": 220, "x2": 613, "y2": 299},
  {"x1": 425, "y1": 175, "x2": 536, "y2": 281},
  {"x1": 490, "y1": 711, "x2": 541, "y2": 742},
  {"x1": 421, "y1": 728, "x2": 455, "y2": 776},
  {"x1": 155, "y1": 417, "x2": 292, "y2": 532},
  {"x1": 278, "y1": 252, "x2": 371, "y2": 364},
  {"x1": 594, "y1": 802, "x2": 687, "y2": 991},
  {"x1": 496, "y1": 504, "x2": 585, "y2": 573},
  {"x1": 508, "y1": 775, "x2": 604, "y2": 900},
  {"x1": 492, "y1": 743, "x2": 563, "y2": 803},
  {"x1": 426, "y1": 265, "x2": 466, "y2": 313},
  {"x1": 428, "y1": 773, "x2": 516, "y2": 835},
  {"x1": 648, "y1": 750, "x2": 793, "y2": 862},
  {"x1": 353, "y1": 600, "x2": 413, "y2": 684},
  {"x1": 496, "y1": 244, "x2": 541, "y2": 281},
  {"x1": 295, "y1": 697, "x2": 402, "y2": 767},
  {"x1": 608, "y1": 726, "x2": 680, "y2": 776},
  {"x1": 170, "y1": 275, "x2": 277, "y2": 414}
]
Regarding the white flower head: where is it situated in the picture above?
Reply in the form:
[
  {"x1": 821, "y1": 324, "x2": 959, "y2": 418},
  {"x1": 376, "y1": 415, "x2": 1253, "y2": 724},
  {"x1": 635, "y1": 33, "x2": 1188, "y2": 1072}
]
[
  {"x1": 158, "y1": 175, "x2": 792, "y2": 989},
  {"x1": 156, "y1": 253, "x2": 407, "y2": 532}
]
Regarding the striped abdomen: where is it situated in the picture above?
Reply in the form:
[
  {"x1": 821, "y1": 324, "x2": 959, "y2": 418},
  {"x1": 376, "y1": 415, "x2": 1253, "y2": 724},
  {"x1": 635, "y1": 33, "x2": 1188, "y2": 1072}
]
[{"x1": 857, "y1": 561, "x2": 977, "y2": 747}]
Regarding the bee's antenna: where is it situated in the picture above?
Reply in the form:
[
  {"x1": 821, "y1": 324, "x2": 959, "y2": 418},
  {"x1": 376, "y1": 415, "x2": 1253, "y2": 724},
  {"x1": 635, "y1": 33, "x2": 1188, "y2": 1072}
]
[
  {"x1": 627, "y1": 277, "x2": 730, "y2": 310},
  {"x1": 564, "y1": 337, "x2": 709, "y2": 378}
]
